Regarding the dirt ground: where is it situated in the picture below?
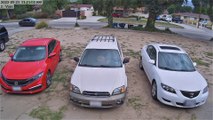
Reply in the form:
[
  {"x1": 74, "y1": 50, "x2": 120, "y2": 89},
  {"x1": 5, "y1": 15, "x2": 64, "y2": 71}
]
[{"x1": 0, "y1": 28, "x2": 212, "y2": 120}]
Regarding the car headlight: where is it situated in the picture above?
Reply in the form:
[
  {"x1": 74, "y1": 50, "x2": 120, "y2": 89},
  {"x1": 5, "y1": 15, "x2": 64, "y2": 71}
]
[
  {"x1": 29, "y1": 72, "x2": 44, "y2": 81},
  {"x1": 161, "y1": 83, "x2": 176, "y2": 94},
  {"x1": 70, "y1": 84, "x2": 81, "y2": 94},
  {"x1": 112, "y1": 85, "x2": 126, "y2": 95},
  {"x1": 203, "y1": 86, "x2": 208, "y2": 94}
]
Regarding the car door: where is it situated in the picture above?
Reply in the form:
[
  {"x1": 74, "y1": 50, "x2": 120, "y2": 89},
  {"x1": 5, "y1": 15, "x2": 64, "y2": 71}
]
[
  {"x1": 47, "y1": 40, "x2": 58, "y2": 74},
  {"x1": 23, "y1": 19, "x2": 29, "y2": 26},
  {"x1": 142, "y1": 45, "x2": 157, "y2": 83}
]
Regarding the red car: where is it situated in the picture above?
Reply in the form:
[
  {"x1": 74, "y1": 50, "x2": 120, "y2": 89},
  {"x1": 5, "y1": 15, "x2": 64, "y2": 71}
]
[
  {"x1": 0, "y1": 38, "x2": 62, "y2": 94},
  {"x1": 112, "y1": 13, "x2": 122, "y2": 18}
]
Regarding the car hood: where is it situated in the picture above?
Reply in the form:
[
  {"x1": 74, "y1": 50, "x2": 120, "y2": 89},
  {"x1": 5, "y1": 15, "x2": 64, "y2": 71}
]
[
  {"x1": 71, "y1": 66, "x2": 127, "y2": 94},
  {"x1": 158, "y1": 69, "x2": 207, "y2": 91},
  {"x1": 2, "y1": 60, "x2": 45, "y2": 80}
]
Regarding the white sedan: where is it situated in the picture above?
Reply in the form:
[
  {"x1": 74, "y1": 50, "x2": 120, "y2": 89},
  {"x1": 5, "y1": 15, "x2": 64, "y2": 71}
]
[{"x1": 139, "y1": 43, "x2": 209, "y2": 108}]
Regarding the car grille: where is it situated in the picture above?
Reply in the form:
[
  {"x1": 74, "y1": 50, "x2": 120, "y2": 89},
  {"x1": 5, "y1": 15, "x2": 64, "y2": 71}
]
[
  {"x1": 3, "y1": 79, "x2": 30, "y2": 86},
  {"x1": 181, "y1": 90, "x2": 200, "y2": 98},
  {"x1": 82, "y1": 91, "x2": 110, "y2": 97}
]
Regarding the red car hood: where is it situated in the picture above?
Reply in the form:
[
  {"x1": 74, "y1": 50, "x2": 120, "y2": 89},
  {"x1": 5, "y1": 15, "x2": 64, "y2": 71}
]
[{"x1": 2, "y1": 60, "x2": 45, "y2": 80}]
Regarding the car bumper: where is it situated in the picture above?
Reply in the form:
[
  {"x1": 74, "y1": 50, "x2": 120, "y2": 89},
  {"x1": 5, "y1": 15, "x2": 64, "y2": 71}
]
[
  {"x1": 70, "y1": 92, "x2": 126, "y2": 108},
  {"x1": 0, "y1": 78, "x2": 46, "y2": 94},
  {"x1": 158, "y1": 88, "x2": 209, "y2": 108}
]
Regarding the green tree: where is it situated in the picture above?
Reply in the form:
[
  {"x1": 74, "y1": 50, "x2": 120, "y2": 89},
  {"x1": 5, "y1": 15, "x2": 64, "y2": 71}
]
[
  {"x1": 192, "y1": 0, "x2": 208, "y2": 14},
  {"x1": 207, "y1": 0, "x2": 213, "y2": 22},
  {"x1": 14, "y1": 5, "x2": 33, "y2": 15},
  {"x1": 105, "y1": 0, "x2": 114, "y2": 27},
  {"x1": 140, "y1": 0, "x2": 184, "y2": 31},
  {"x1": 180, "y1": 6, "x2": 193, "y2": 12},
  {"x1": 42, "y1": 0, "x2": 68, "y2": 15}
]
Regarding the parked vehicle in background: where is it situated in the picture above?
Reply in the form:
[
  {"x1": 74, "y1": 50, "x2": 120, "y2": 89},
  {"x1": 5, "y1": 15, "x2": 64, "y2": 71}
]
[
  {"x1": 172, "y1": 17, "x2": 183, "y2": 23},
  {"x1": 0, "y1": 25, "x2": 9, "y2": 52},
  {"x1": 156, "y1": 16, "x2": 161, "y2": 20},
  {"x1": 70, "y1": 35, "x2": 130, "y2": 108},
  {"x1": 161, "y1": 14, "x2": 172, "y2": 22},
  {"x1": 0, "y1": 38, "x2": 62, "y2": 94},
  {"x1": 19, "y1": 18, "x2": 37, "y2": 27},
  {"x1": 199, "y1": 20, "x2": 208, "y2": 27},
  {"x1": 112, "y1": 13, "x2": 123, "y2": 18},
  {"x1": 139, "y1": 43, "x2": 209, "y2": 108}
]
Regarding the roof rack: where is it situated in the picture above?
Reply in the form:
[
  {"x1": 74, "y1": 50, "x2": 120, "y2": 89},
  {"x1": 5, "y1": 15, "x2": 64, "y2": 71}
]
[{"x1": 91, "y1": 35, "x2": 115, "y2": 42}]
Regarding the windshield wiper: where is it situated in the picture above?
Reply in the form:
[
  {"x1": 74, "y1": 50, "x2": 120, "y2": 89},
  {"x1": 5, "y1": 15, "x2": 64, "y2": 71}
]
[
  {"x1": 177, "y1": 69, "x2": 196, "y2": 72},
  {"x1": 79, "y1": 64, "x2": 95, "y2": 67},
  {"x1": 160, "y1": 67, "x2": 175, "y2": 71}
]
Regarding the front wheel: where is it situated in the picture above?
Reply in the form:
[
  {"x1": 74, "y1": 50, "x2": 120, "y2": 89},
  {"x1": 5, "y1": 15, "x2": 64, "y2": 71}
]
[
  {"x1": 0, "y1": 41, "x2": 5, "y2": 52},
  {"x1": 59, "y1": 51, "x2": 62, "y2": 62},
  {"x1": 46, "y1": 71, "x2": 52, "y2": 88},
  {"x1": 152, "y1": 81, "x2": 157, "y2": 100},
  {"x1": 139, "y1": 56, "x2": 143, "y2": 70}
]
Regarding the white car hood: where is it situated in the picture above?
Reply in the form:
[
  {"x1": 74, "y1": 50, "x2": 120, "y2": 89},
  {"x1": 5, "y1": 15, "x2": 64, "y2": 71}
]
[
  {"x1": 71, "y1": 66, "x2": 127, "y2": 93},
  {"x1": 158, "y1": 69, "x2": 207, "y2": 91}
]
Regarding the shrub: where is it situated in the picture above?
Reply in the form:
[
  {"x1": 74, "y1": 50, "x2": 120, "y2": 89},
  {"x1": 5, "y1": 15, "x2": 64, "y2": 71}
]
[
  {"x1": 35, "y1": 21, "x2": 48, "y2": 29},
  {"x1": 80, "y1": 16, "x2": 86, "y2": 20}
]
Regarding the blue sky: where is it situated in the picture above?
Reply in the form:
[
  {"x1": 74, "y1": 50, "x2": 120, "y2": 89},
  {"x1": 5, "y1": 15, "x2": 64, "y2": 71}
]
[{"x1": 183, "y1": 0, "x2": 195, "y2": 8}]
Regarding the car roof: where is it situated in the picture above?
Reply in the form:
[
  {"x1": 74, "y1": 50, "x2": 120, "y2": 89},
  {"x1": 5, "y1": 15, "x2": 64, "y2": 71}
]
[
  {"x1": 149, "y1": 43, "x2": 186, "y2": 53},
  {"x1": 86, "y1": 35, "x2": 119, "y2": 50},
  {"x1": 21, "y1": 38, "x2": 54, "y2": 46}
]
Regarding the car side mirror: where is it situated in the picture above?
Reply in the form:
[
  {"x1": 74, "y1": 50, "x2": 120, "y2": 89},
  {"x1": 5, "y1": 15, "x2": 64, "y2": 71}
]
[
  {"x1": 9, "y1": 54, "x2": 14, "y2": 60},
  {"x1": 193, "y1": 62, "x2": 197, "y2": 67},
  {"x1": 49, "y1": 52, "x2": 56, "y2": 58},
  {"x1": 123, "y1": 57, "x2": 130, "y2": 64},
  {"x1": 149, "y1": 59, "x2": 155, "y2": 64},
  {"x1": 74, "y1": 57, "x2": 79, "y2": 62}
]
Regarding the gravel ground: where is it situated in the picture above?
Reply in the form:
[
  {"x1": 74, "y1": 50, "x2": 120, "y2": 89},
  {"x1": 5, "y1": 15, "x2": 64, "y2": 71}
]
[{"x1": 0, "y1": 28, "x2": 212, "y2": 120}]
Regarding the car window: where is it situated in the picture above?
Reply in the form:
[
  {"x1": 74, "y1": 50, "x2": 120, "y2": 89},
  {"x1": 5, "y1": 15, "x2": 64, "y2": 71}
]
[
  {"x1": 48, "y1": 40, "x2": 56, "y2": 55},
  {"x1": 79, "y1": 49, "x2": 122, "y2": 68},
  {"x1": 146, "y1": 45, "x2": 156, "y2": 61},
  {"x1": 23, "y1": 19, "x2": 29, "y2": 22},
  {"x1": 158, "y1": 52, "x2": 195, "y2": 71},
  {"x1": 13, "y1": 46, "x2": 46, "y2": 62}
]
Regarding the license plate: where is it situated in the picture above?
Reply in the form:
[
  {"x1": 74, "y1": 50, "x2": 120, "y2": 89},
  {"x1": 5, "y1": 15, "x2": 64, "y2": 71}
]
[
  {"x1": 12, "y1": 86, "x2": 21, "y2": 91},
  {"x1": 90, "y1": 101, "x2": 101, "y2": 107},
  {"x1": 184, "y1": 100, "x2": 196, "y2": 106}
]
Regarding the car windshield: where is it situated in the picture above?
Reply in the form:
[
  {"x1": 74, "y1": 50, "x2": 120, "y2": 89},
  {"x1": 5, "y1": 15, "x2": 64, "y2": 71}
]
[
  {"x1": 158, "y1": 52, "x2": 195, "y2": 71},
  {"x1": 79, "y1": 49, "x2": 122, "y2": 68},
  {"x1": 13, "y1": 46, "x2": 46, "y2": 62}
]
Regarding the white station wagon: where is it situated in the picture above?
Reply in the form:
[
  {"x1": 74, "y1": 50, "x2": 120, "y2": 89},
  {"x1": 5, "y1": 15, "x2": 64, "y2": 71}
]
[
  {"x1": 70, "y1": 35, "x2": 129, "y2": 108},
  {"x1": 140, "y1": 43, "x2": 209, "y2": 108}
]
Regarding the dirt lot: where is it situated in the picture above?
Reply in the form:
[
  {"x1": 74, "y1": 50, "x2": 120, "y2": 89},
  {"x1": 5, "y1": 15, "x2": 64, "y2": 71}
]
[{"x1": 0, "y1": 28, "x2": 212, "y2": 120}]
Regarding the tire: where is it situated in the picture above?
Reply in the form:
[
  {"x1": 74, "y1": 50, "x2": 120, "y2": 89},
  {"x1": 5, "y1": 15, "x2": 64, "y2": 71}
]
[
  {"x1": 59, "y1": 51, "x2": 62, "y2": 62},
  {"x1": 0, "y1": 41, "x2": 5, "y2": 52},
  {"x1": 139, "y1": 56, "x2": 143, "y2": 70},
  {"x1": 151, "y1": 81, "x2": 158, "y2": 100},
  {"x1": 46, "y1": 71, "x2": 52, "y2": 88}
]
